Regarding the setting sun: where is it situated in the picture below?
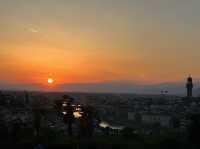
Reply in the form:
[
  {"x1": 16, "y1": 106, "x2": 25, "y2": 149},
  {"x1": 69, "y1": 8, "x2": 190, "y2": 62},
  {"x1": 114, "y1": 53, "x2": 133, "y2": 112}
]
[{"x1": 48, "y1": 78, "x2": 54, "y2": 84}]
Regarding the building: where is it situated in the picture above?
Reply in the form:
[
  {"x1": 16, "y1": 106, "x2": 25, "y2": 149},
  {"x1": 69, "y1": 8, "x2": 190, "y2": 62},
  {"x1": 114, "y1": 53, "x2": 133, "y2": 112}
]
[
  {"x1": 142, "y1": 114, "x2": 171, "y2": 128},
  {"x1": 186, "y1": 75, "x2": 193, "y2": 97}
]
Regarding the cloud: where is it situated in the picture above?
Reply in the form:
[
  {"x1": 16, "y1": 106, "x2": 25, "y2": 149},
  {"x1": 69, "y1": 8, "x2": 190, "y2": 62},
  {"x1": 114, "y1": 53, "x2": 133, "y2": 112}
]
[{"x1": 29, "y1": 27, "x2": 39, "y2": 33}]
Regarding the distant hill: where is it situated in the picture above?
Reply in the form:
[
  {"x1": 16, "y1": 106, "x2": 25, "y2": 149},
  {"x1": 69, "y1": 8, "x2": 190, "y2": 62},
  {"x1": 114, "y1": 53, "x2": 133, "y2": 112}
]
[
  {"x1": 56, "y1": 82, "x2": 186, "y2": 95},
  {"x1": 194, "y1": 87, "x2": 200, "y2": 96},
  {"x1": 0, "y1": 82, "x2": 44, "y2": 91},
  {"x1": 0, "y1": 81, "x2": 194, "y2": 95}
]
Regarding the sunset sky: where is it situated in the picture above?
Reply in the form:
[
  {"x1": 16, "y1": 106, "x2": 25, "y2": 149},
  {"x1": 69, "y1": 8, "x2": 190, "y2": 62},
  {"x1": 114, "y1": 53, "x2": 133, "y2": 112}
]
[{"x1": 0, "y1": 0, "x2": 200, "y2": 86}]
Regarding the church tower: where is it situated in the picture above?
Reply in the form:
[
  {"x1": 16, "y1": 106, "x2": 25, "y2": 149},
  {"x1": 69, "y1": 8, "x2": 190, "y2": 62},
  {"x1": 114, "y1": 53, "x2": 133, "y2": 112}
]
[{"x1": 186, "y1": 75, "x2": 193, "y2": 97}]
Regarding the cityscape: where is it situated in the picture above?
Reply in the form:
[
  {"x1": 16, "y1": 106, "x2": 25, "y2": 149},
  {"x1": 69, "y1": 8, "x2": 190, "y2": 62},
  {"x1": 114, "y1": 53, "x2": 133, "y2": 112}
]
[
  {"x1": 1, "y1": 0, "x2": 200, "y2": 149},
  {"x1": 0, "y1": 76, "x2": 200, "y2": 148}
]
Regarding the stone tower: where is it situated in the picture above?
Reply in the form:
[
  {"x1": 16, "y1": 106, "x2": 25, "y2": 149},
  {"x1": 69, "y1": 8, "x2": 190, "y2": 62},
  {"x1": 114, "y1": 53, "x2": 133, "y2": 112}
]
[{"x1": 186, "y1": 75, "x2": 193, "y2": 97}]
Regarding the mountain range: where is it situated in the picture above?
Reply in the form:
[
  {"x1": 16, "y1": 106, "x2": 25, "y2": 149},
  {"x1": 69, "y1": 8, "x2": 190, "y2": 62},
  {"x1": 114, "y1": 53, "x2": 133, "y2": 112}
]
[{"x1": 1, "y1": 81, "x2": 200, "y2": 96}]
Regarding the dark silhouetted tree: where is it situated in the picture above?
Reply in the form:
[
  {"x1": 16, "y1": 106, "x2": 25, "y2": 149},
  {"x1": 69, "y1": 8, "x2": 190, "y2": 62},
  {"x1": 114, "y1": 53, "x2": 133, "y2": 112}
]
[
  {"x1": 79, "y1": 105, "x2": 98, "y2": 138},
  {"x1": 187, "y1": 114, "x2": 200, "y2": 148},
  {"x1": 33, "y1": 108, "x2": 42, "y2": 138},
  {"x1": 63, "y1": 95, "x2": 75, "y2": 137}
]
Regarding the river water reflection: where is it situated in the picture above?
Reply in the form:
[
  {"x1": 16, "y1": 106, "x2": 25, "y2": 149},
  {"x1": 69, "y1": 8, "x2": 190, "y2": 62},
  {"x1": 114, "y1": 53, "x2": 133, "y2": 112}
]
[{"x1": 99, "y1": 121, "x2": 124, "y2": 130}]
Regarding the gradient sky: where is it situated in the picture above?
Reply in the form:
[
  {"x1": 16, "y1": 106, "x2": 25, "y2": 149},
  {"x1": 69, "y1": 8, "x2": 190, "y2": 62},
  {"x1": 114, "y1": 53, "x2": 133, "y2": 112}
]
[{"x1": 0, "y1": 0, "x2": 200, "y2": 85}]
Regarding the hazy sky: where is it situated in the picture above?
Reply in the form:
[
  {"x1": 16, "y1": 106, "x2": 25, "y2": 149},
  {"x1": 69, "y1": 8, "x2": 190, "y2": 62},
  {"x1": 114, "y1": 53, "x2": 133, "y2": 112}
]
[{"x1": 0, "y1": 0, "x2": 200, "y2": 85}]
